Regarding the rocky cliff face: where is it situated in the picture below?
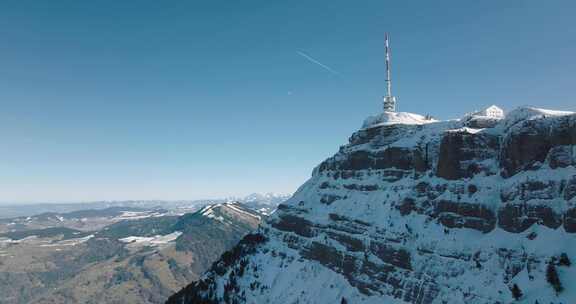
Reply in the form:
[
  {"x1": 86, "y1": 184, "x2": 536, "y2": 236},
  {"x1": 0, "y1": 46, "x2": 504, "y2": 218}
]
[{"x1": 167, "y1": 107, "x2": 576, "y2": 304}]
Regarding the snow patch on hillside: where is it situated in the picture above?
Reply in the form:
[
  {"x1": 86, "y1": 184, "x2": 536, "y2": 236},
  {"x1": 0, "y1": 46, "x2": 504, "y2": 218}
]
[
  {"x1": 226, "y1": 203, "x2": 261, "y2": 220},
  {"x1": 120, "y1": 231, "x2": 182, "y2": 247},
  {"x1": 40, "y1": 235, "x2": 94, "y2": 247}
]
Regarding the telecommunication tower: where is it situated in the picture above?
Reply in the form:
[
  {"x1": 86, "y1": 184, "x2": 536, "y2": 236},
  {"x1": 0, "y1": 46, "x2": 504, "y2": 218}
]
[{"x1": 383, "y1": 33, "x2": 397, "y2": 112}]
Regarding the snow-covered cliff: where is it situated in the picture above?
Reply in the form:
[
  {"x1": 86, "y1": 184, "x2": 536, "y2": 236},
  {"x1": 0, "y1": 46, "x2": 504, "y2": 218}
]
[{"x1": 167, "y1": 106, "x2": 576, "y2": 304}]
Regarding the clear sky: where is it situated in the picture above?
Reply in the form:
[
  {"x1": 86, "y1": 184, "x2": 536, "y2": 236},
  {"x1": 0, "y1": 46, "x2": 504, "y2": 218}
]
[{"x1": 1, "y1": 1, "x2": 575, "y2": 202}]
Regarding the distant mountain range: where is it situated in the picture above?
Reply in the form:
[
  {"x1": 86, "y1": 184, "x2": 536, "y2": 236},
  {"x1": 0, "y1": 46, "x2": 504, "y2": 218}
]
[
  {"x1": 0, "y1": 193, "x2": 288, "y2": 304},
  {"x1": 0, "y1": 193, "x2": 291, "y2": 219}
]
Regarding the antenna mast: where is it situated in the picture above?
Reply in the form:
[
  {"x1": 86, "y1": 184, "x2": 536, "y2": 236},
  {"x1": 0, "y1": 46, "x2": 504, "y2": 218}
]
[{"x1": 383, "y1": 33, "x2": 397, "y2": 112}]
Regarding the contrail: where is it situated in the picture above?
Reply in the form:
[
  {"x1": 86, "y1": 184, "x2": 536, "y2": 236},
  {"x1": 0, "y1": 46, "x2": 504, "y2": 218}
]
[{"x1": 296, "y1": 51, "x2": 341, "y2": 76}]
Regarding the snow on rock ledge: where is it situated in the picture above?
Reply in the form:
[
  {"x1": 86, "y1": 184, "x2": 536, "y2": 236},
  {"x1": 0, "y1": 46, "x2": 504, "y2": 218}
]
[
  {"x1": 362, "y1": 111, "x2": 436, "y2": 129},
  {"x1": 498, "y1": 106, "x2": 574, "y2": 130},
  {"x1": 363, "y1": 106, "x2": 574, "y2": 131}
]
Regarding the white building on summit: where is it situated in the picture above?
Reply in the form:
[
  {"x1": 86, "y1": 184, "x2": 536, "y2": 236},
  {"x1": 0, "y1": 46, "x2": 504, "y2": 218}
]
[{"x1": 473, "y1": 105, "x2": 505, "y2": 119}]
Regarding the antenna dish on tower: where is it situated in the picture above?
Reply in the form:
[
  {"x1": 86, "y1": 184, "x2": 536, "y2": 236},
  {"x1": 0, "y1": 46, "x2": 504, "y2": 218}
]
[{"x1": 383, "y1": 33, "x2": 397, "y2": 112}]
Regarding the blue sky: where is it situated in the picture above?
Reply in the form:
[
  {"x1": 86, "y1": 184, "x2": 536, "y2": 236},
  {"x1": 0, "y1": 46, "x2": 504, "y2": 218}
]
[{"x1": 1, "y1": 1, "x2": 575, "y2": 202}]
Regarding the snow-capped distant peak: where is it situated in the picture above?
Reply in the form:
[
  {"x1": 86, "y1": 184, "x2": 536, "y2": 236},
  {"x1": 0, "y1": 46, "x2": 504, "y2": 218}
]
[{"x1": 235, "y1": 193, "x2": 291, "y2": 206}]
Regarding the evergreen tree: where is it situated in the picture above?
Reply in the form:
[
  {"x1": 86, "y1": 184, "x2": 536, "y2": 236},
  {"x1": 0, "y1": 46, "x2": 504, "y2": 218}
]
[
  {"x1": 559, "y1": 253, "x2": 571, "y2": 266},
  {"x1": 546, "y1": 262, "x2": 563, "y2": 293},
  {"x1": 510, "y1": 284, "x2": 522, "y2": 300}
]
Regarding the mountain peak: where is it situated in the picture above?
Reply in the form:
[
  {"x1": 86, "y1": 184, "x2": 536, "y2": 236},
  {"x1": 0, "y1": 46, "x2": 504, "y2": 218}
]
[{"x1": 168, "y1": 106, "x2": 576, "y2": 304}]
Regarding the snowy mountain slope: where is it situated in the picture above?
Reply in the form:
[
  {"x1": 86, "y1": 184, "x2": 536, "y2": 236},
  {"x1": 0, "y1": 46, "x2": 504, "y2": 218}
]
[{"x1": 167, "y1": 106, "x2": 576, "y2": 304}]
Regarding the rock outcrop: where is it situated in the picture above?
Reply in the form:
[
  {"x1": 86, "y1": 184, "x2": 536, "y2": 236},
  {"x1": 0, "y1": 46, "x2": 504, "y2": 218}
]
[{"x1": 167, "y1": 107, "x2": 576, "y2": 304}]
